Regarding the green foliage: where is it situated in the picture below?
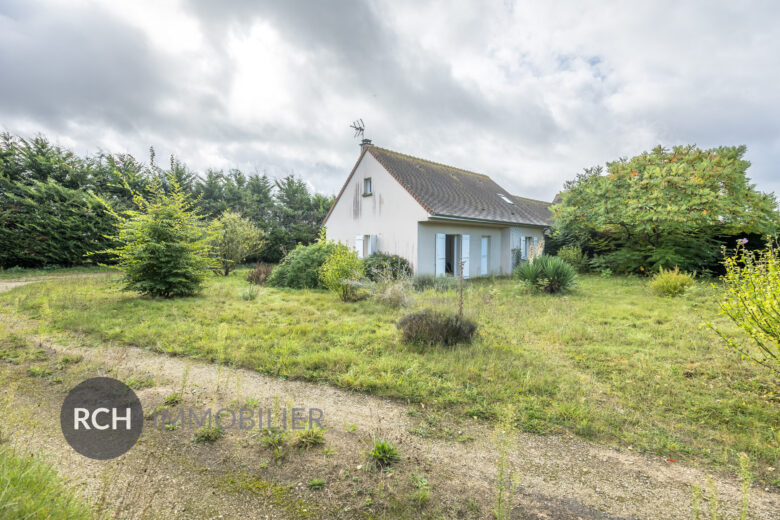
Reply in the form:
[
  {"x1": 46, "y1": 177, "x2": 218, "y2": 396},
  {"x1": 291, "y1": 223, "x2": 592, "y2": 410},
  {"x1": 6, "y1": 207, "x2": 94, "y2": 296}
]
[
  {"x1": 556, "y1": 245, "x2": 589, "y2": 273},
  {"x1": 246, "y1": 263, "x2": 274, "y2": 285},
  {"x1": 648, "y1": 267, "x2": 695, "y2": 297},
  {"x1": 397, "y1": 309, "x2": 477, "y2": 346},
  {"x1": 307, "y1": 478, "x2": 326, "y2": 490},
  {"x1": 293, "y1": 426, "x2": 326, "y2": 450},
  {"x1": 259, "y1": 429, "x2": 287, "y2": 449},
  {"x1": 369, "y1": 439, "x2": 400, "y2": 468},
  {"x1": 193, "y1": 426, "x2": 224, "y2": 443},
  {"x1": 363, "y1": 251, "x2": 413, "y2": 281},
  {"x1": 0, "y1": 131, "x2": 332, "y2": 268},
  {"x1": 163, "y1": 392, "x2": 182, "y2": 406},
  {"x1": 209, "y1": 211, "x2": 265, "y2": 276},
  {"x1": 553, "y1": 145, "x2": 779, "y2": 273},
  {"x1": 0, "y1": 446, "x2": 95, "y2": 519},
  {"x1": 711, "y1": 243, "x2": 780, "y2": 373},
  {"x1": 318, "y1": 244, "x2": 366, "y2": 301},
  {"x1": 266, "y1": 236, "x2": 336, "y2": 289},
  {"x1": 0, "y1": 177, "x2": 118, "y2": 268},
  {"x1": 102, "y1": 179, "x2": 213, "y2": 297},
  {"x1": 514, "y1": 255, "x2": 576, "y2": 293}
]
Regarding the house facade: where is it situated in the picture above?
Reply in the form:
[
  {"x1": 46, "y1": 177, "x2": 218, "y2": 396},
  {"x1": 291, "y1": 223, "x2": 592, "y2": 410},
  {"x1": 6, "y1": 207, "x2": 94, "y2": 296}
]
[{"x1": 323, "y1": 141, "x2": 552, "y2": 277}]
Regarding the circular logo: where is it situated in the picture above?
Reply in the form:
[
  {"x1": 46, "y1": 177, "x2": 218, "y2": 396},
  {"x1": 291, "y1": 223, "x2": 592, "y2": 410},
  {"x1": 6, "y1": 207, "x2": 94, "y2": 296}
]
[{"x1": 60, "y1": 377, "x2": 144, "y2": 460}]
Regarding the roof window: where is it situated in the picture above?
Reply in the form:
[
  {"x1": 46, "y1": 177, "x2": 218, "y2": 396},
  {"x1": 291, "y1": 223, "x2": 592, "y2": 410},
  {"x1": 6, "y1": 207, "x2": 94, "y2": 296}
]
[{"x1": 497, "y1": 193, "x2": 514, "y2": 204}]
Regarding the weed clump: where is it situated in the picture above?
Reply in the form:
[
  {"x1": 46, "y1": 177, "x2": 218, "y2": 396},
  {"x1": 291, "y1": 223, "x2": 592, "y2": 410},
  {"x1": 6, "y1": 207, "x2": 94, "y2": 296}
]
[
  {"x1": 293, "y1": 427, "x2": 326, "y2": 450},
  {"x1": 193, "y1": 426, "x2": 223, "y2": 444},
  {"x1": 649, "y1": 266, "x2": 695, "y2": 297},
  {"x1": 397, "y1": 309, "x2": 477, "y2": 346},
  {"x1": 369, "y1": 439, "x2": 400, "y2": 468}
]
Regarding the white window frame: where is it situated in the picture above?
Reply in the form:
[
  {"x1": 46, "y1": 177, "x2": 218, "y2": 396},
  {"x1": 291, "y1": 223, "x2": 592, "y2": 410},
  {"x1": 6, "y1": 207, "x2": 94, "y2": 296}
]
[{"x1": 363, "y1": 177, "x2": 372, "y2": 196}]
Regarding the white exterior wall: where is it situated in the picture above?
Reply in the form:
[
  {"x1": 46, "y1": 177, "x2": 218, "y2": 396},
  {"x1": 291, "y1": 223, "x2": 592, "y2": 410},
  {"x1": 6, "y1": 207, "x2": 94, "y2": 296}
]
[
  {"x1": 502, "y1": 226, "x2": 546, "y2": 272},
  {"x1": 323, "y1": 152, "x2": 429, "y2": 270},
  {"x1": 417, "y1": 222, "x2": 506, "y2": 276}
]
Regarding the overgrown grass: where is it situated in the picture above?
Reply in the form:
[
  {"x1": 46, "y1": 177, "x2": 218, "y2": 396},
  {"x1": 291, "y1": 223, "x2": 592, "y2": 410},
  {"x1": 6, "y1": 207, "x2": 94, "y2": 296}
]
[
  {"x1": 0, "y1": 446, "x2": 95, "y2": 519},
  {"x1": 2, "y1": 271, "x2": 779, "y2": 484},
  {"x1": 0, "y1": 266, "x2": 109, "y2": 280}
]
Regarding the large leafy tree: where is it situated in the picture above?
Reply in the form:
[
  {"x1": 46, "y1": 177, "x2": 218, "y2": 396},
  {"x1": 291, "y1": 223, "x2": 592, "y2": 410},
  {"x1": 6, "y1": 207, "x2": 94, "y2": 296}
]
[{"x1": 553, "y1": 145, "x2": 779, "y2": 273}]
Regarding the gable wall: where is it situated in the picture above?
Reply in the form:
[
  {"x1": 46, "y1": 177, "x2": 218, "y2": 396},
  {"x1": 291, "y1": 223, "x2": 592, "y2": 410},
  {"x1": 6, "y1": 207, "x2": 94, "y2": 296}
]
[{"x1": 323, "y1": 152, "x2": 429, "y2": 269}]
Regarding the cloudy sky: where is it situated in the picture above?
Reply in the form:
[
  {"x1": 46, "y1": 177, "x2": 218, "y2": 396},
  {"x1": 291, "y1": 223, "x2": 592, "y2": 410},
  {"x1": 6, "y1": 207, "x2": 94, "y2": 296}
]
[{"x1": 1, "y1": 0, "x2": 779, "y2": 200}]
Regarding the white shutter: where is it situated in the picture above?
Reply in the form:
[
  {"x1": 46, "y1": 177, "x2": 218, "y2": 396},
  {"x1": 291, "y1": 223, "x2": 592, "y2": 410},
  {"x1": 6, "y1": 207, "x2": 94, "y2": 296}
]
[
  {"x1": 369, "y1": 235, "x2": 377, "y2": 256},
  {"x1": 355, "y1": 235, "x2": 364, "y2": 259},
  {"x1": 435, "y1": 233, "x2": 446, "y2": 277},
  {"x1": 461, "y1": 234, "x2": 470, "y2": 279},
  {"x1": 480, "y1": 237, "x2": 488, "y2": 275}
]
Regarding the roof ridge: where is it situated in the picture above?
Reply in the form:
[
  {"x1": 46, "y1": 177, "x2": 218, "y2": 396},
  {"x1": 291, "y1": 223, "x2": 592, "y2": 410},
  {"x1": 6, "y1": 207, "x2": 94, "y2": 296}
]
[
  {"x1": 511, "y1": 194, "x2": 551, "y2": 205},
  {"x1": 370, "y1": 145, "x2": 492, "y2": 179}
]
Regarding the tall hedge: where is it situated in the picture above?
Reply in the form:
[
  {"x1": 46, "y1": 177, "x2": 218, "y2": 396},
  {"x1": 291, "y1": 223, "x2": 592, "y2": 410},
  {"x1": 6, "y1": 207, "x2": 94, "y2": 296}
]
[{"x1": 0, "y1": 178, "x2": 117, "y2": 268}]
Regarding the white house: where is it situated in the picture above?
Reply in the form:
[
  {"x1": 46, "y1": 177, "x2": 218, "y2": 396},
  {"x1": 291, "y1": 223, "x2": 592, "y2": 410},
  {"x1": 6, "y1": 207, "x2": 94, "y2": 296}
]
[{"x1": 323, "y1": 140, "x2": 552, "y2": 277}]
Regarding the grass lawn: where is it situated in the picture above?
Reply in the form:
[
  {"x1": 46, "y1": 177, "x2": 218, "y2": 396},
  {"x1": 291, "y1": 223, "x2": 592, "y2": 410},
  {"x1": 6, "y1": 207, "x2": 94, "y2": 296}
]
[
  {"x1": 2, "y1": 272, "x2": 778, "y2": 484},
  {"x1": 0, "y1": 266, "x2": 109, "y2": 280},
  {"x1": 0, "y1": 446, "x2": 94, "y2": 519}
]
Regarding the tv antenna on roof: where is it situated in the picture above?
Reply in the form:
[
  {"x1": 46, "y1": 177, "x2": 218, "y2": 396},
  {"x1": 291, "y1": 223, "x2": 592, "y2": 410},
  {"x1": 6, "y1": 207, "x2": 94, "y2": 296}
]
[{"x1": 350, "y1": 119, "x2": 365, "y2": 139}]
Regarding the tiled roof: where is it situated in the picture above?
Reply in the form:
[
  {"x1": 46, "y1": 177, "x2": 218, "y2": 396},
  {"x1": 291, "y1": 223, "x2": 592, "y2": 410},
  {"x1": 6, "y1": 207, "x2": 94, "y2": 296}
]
[{"x1": 368, "y1": 146, "x2": 552, "y2": 227}]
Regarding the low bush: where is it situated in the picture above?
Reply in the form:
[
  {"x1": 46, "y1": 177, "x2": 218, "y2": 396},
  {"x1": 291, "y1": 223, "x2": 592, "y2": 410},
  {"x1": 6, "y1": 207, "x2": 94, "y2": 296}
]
[
  {"x1": 412, "y1": 274, "x2": 460, "y2": 292},
  {"x1": 246, "y1": 263, "x2": 274, "y2": 285},
  {"x1": 319, "y1": 244, "x2": 366, "y2": 301},
  {"x1": 266, "y1": 238, "x2": 336, "y2": 289},
  {"x1": 364, "y1": 252, "x2": 412, "y2": 281},
  {"x1": 648, "y1": 266, "x2": 695, "y2": 297},
  {"x1": 556, "y1": 245, "x2": 589, "y2": 273},
  {"x1": 397, "y1": 309, "x2": 477, "y2": 346},
  {"x1": 369, "y1": 439, "x2": 400, "y2": 468},
  {"x1": 514, "y1": 255, "x2": 576, "y2": 293},
  {"x1": 712, "y1": 243, "x2": 780, "y2": 373}
]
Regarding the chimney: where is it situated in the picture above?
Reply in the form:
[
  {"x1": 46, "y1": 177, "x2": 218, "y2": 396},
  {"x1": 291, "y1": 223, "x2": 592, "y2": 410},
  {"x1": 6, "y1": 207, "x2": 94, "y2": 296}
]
[{"x1": 360, "y1": 138, "x2": 372, "y2": 151}]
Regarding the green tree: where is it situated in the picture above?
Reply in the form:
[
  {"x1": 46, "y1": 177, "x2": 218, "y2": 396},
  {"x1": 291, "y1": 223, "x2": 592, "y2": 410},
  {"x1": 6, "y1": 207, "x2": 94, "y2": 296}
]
[
  {"x1": 553, "y1": 145, "x2": 779, "y2": 273},
  {"x1": 0, "y1": 177, "x2": 117, "y2": 268},
  {"x1": 209, "y1": 211, "x2": 265, "y2": 276},
  {"x1": 102, "y1": 178, "x2": 213, "y2": 297}
]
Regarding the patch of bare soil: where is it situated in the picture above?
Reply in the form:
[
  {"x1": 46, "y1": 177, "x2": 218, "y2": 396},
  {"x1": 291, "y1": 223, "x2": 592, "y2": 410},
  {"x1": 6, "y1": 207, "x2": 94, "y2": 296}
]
[{"x1": 1, "y1": 280, "x2": 778, "y2": 519}]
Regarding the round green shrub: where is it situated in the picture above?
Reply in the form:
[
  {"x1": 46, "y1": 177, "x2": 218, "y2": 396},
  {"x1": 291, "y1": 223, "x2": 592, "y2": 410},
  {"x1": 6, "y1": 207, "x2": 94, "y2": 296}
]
[
  {"x1": 648, "y1": 266, "x2": 695, "y2": 297},
  {"x1": 266, "y1": 240, "x2": 336, "y2": 289},
  {"x1": 363, "y1": 252, "x2": 412, "y2": 281},
  {"x1": 513, "y1": 255, "x2": 576, "y2": 293}
]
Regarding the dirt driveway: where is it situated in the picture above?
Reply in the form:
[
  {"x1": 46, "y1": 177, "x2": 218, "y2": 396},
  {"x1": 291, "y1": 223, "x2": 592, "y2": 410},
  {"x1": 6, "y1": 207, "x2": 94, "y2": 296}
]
[{"x1": 1, "y1": 277, "x2": 778, "y2": 519}]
